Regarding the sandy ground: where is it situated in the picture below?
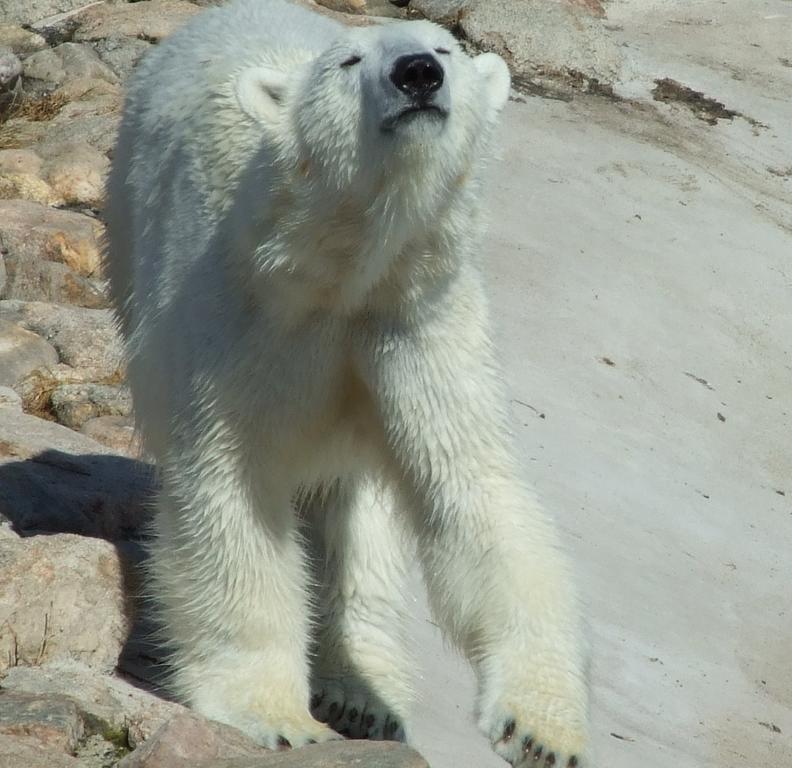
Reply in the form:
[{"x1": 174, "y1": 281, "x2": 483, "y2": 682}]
[{"x1": 406, "y1": 2, "x2": 792, "y2": 766}]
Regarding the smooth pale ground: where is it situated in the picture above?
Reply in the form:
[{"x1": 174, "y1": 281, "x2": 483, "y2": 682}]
[{"x1": 405, "y1": 2, "x2": 792, "y2": 767}]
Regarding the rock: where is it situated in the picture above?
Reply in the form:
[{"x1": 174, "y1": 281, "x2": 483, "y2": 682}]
[
  {"x1": 206, "y1": 741, "x2": 430, "y2": 768},
  {"x1": 0, "y1": 49, "x2": 22, "y2": 89},
  {"x1": 0, "y1": 149, "x2": 61, "y2": 206},
  {"x1": 0, "y1": 252, "x2": 5, "y2": 296},
  {"x1": 410, "y1": 0, "x2": 466, "y2": 23},
  {"x1": 1, "y1": 662, "x2": 188, "y2": 748},
  {"x1": 38, "y1": 140, "x2": 110, "y2": 207},
  {"x1": 0, "y1": 319, "x2": 58, "y2": 388},
  {"x1": 315, "y1": 0, "x2": 368, "y2": 13},
  {"x1": 118, "y1": 712, "x2": 270, "y2": 768},
  {"x1": 0, "y1": 406, "x2": 152, "y2": 538},
  {"x1": 1, "y1": 300, "x2": 123, "y2": 380},
  {"x1": 0, "y1": 386, "x2": 22, "y2": 410},
  {"x1": 51, "y1": 382, "x2": 132, "y2": 430},
  {"x1": 0, "y1": 691, "x2": 84, "y2": 753},
  {"x1": 22, "y1": 42, "x2": 118, "y2": 87},
  {"x1": 74, "y1": 1, "x2": 203, "y2": 44},
  {"x1": 0, "y1": 529, "x2": 130, "y2": 673},
  {"x1": 93, "y1": 36, "x2": 153, "y2": 81},
  {"x1": 461, "y1": 0, "x2": 621, "y2": 85},
  {"x1": 81, "y1": 415, "x2": 141, "y2": 458},
  {"x1": 0, "y1": 24, "x2": 48, "y2": 55},
  {"x1": 0, "y1": 733, "x2": 79, "y2": 768},
  {"x1": 0, "y1": 0, "x2": 100, "y2": 26},
  {"x1": 0, "y1": 201, "x2": 106, "y2": 307}
]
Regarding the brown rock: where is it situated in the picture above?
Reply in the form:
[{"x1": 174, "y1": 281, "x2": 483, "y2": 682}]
[
  {"x1": 0, "y1": 319, "x2": 58, "y2": 388},
  {"x1": 1, "y1": 300, "x2": 124, "y2": 380},
  {"x1": 117, "y1": 712, "x2": 270, "y2": 768},
  {"x1": 0, "y1": 405, "x2": 152, "y2": 538},
  {"x1": 1, "y1": 662, "x2": 188, "y2": 749},
  {"x1": 214, "y1": 741, "x2": 430, "y2": 768},
  {"x1": 38, "y1": 140, "x2": 110, "y2": 208},
  {"x1": 0, "y1": 201, "x2": 105, "y2": 306},
  {"x1": 314, "y1": 0, "x2": 368, "y2": 13},
  {"x1": 74, "y1": 1, "x2": 203, "y2": 43},
  {"x1": 0, "y1": 691, "x2": 84, "y2": 753},
  {"x1": 0, "y1": 146, "x2": 60, "y2": 204},
  {"x1": 51, "y1": 382, "x2": 132, "y2": 430},
  {"x1": 0, "y1": 733, "x2": 78, "y2": 768},
  {"x1": 0, "y1": 24, "x2": 48, "y2": 55},
  {"x1": 0, "y1": 529, "x2": 131, "y2": 673},
  {"x1": 81, "y1": 415, "x2": 141, "y2": 458}
]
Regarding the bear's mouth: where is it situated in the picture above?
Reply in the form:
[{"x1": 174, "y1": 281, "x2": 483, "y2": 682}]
[{"x1": 382, "y1": 104, "x2": 448, "y2": 131}]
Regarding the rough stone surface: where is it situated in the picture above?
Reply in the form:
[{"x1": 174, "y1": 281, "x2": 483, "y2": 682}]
[
  {"x1": 51, "y1": 382, "x2": 132, "y2": 430},
  {"x1": 0, "y1": 385, "x2": 22, "y2": 410},
  {"x1": 1, "y1": 301, "x2": 123, "y2": 380},
  {"x1": 0, "y1": 733, "x2": 79, "y2": 768},
  {"x1": 0, "y1": 149, "x2": 61, "y2": 206},
  {"x1": 0, "y1": 0, "x2": 97, "y2": 26},
  {"x1": 0, "y1": 319, "x2": 58, "y2": 388},
  {"x1": 0, "y1": 691, "x2": 85, "y2": 752},
  {"x1": 93, "y1": 36, "x2": 153, "y2": 81},
  {"x1": 207, "y1": 741, "x2": 430, "y2": 768},
  {"x1": 0, "y1": 24, "x2": 48, "y2": 55},
  {"x1": 74, "y1": 1, "x2": 203, "y2": 43},
  {"x1": 22, "y1": 42, "x2": 118, "y2": 87},
  {"x1": 81, "y1": 415, "x2": 141, "y2": 458},
  {"x1": 0, "y1": 405, "x2": 152, "y2": 538},
  {"x1": 117, "y1": 712, "x2": 271, "y2": 768},
  {"x1": 0, "y1": 529, "x2": 130, "y2": 673},
  {"x1": 37, "y1": 140, "x2": 110, "y2": 207},
  {"x1": 0, "y1": 201, "x2": 105, "y2": 307},
  {"x1": 1, "y1": 662, "x2": 187, "y2": 748}
]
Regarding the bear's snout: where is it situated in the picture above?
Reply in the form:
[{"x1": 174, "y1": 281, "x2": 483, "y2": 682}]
[{"x1": 389, "y1": 53, "x2": 444, "y2": 100}]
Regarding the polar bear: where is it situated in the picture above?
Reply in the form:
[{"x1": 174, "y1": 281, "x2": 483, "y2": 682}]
[{"x1": 104, "y1": 0, "x2": 588, "y2": 765}]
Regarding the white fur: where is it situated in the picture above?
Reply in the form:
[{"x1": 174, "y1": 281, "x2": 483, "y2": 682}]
[{"x1": 104, "y1": 0, "x2": 588, "y2": 763}]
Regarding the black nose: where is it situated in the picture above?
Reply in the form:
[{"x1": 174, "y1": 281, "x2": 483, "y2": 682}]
[{"x1": 390, "y1": 53, "x2": 444, "y2": 98}]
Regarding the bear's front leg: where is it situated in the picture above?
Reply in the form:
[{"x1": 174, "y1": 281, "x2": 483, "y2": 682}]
[
  {"x1": 302, "y1": 477, "x2": 413, "y2": 742},
  {"x1": 149, "y1": 449, "x2": 340, "y2": 749},
  {"x1": 358, "y1": 278, "x2": 589, "y2": 767}
]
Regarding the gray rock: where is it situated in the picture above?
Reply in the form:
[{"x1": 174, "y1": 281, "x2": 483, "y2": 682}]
[
  {"x1": 0, "y1": 406, "x2": 152, "y2": 538},
  {"x1": 410, "y1": 0, "x2": 467, "y2": 23},
  {"x1": 0, "y1": 0, "x2": 99, "y2": 26},
  {"x1": 0, "y1": 319, "x2": 58, "y2": 388},
  {"x1": 117, "y1": 712, "x2": 270, "y2": 768},
  {"x1": 0, "y1": 24, "x2": 48, "y2": 55},
  {"x1": 1, "y1": 300, "x2": 123, "y2": 380},
  {"x1": 0, "y1": 386, "x2": 22, "y2": 410},
  {"x1": 22, "y1": 42, "x2": 118, "y2": 87},
  {"x1": 93, "y1": 36, "x2": 153, "y2": 81},
  {"x1": 459, "y1": 0, "x2": 621, "y2": 85},
  {"x1": 0, "y1": 528, "x2": 131, "y2": 673},
  {"x1": 0, "y1": 734, "x2": 78, "y2": 768},
  {"x1": 34, "y1": 140, "x2": 110, "y2": 208},
  {"x1": 74, "y1": 1, "x2": 203, "y2": 43},
  {"x1": 0, "y1": 148, "x2": 62, "y2": 207},
  {"x1": 0, "y1": 49, "x2": 22, "y2": 89},
  {"x1": 51, "y1": 382, "x2": 132, "y2": 430},
  {"x1": 0, "y1": 201, "x2": 106, "y2": 307},
  {"x1": 0, "y1": 691, "x2": 85, "y2": 753}
]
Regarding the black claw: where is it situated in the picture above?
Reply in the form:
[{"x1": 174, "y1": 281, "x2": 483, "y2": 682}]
[
  {"x1": 522, "y1": 736, "x2": 534, "y2": 753},
  {"x1": 349, "y1": 707, "x2": 359, "y2": 722},
  {"x1": 567, "y1": 758, "x2": 578, "y2": 768},
  {"x1": 310, "y1": 693, "x2": 324, "y2": 709},
  {"x1": 365, "y1": 714, "x2": 376, "y2": 728},
  {"x1": 328, "y1": 702, "x2": 338, "y2": 718},
  {"x1": 533, "y1": 745, "x2": 544, "y2": 761},
  {"x1": 545, "y1": 753, "x2": 556, "y2": 766},
  {"x1": 277, "y1": 736, "x2": 291, "y2": 750},
  {"x1": 502, "y1": 720, "x2": 516, "y2": 742}
]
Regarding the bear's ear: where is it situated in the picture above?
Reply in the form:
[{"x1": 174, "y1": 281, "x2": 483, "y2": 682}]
[
  {"x1": 235, "y1": 66, "x2": 290, "y2": 125},
  {"x1": 473, "y1": 53, "x2": 511, "y2": 117}
]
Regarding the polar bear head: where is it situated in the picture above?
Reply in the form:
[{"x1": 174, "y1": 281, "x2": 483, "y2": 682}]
[{"x1": 236, "y1": 19, "x2": 510, "y2": 193}]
